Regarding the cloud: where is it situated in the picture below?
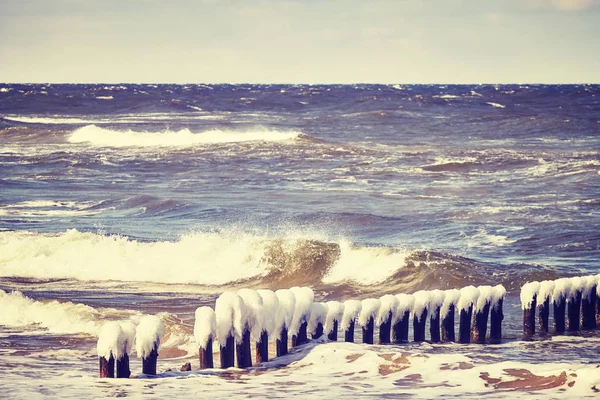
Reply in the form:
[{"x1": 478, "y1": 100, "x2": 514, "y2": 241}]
[{"x1": 528, "y1": 0, "x2": 599, "y2": 11}]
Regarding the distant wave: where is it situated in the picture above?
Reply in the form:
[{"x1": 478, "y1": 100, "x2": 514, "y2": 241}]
[
  {"x1": 67, "y1": 125, "x2": 303, "y2": 147},
  {"x1": 0, "y1": 230, "x2": 558, "y2": 291}
]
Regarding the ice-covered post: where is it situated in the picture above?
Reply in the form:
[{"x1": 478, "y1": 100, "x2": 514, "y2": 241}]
[
  {"x1": 117, "y1": 321, "x2": 135, "y2": 378},
  {"x1": 341, "y1": 300, "x2": 361, "y2": 343},
  {"x1": 471, "y1": 286, "x2": 493, "y2": 344},
  {"x1": 97, "y1": 321, "x2": 121, "y2": 378},
  {"x1": 257, "y1": 290, "x2": 280, "y2": 364},
  {"x1": 552, "y1": 278, "x2": 571, "y2": 333},
  {"x1": 567, "y1": 277, "x2": 583, "y2": 332},
  {"x1": 377, "y1": 295, "x2": 399, "y2": 344},
  {"x1": 290, "y1": 287, "x2": 314, "y2": 347},
  {"x1": 581, "y1": 276, "x2": 598, "y2": 330},
  {"x1": 136, "y1": 315, "x2": 165, "y2": 376},
  {"x1": 308, "y1": 302, "x2": 328, "y2": 339},
  {"x1": 215, "y1": 291, "x2": 244, "y2": 369},
  {"x1": 440, "y1": 289, "x2": 460, "y2": 342},
  {"x1": 429, "y1": 290, "x2": 445, "y2": 343},
  {"x1": 393, "y1": 294, "x2": 414, "y2": 343},
  {"x1": 275, "y1": 289, "x2": 295, "y2": 357},
  {"x1": 237, "y1": 289, "x2": 264, "y2": 368},
  {"x1": 412, "y1": 291, "x2": 429, "y2": 342},
  {"x1": 358, "y1": 298, "x2": 381, "y2": 344},
  {"x1": 194, "y1": 307, "x2": 216, "y2": 369},
  {"x1": 520, "y1": 281, "x2": 540, "y2": 337},
  {"x1": 458, "y1": 286, "x2": 479, "y2": 344},
  {"x1": 537, "y1": 281, "x2": 555, "y2": 334},
  {"x1": 324, "y1": 301, "x2": 344, "y2": 341},
  {"x1": 489, "y1": 285, "x2": 506, "y2": 343}
]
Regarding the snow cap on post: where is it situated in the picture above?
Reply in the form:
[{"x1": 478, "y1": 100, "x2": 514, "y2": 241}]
[
  {"x1": 394, "y1": 294, "x2": 415, "y2": 322},
  {"x1": 237, "y1": 288, "x2": 264, "y2": 339},
  {"x1": 341, "y1": 299, "x2": 361, "y2": 331},
  {"x1": 194, "y1": 306, "x2": 216, "y2": 349},
  {"x1": 97, "y1": 321, "x2": 125, "y2": 360},
  {"x1": 428, "y1": 290, "x2": 445, "y2": 311},
  {"x1": 135, "y1": 315, "x2": 165, "y2": 358},
  {"x1": 440, "y1": 289, "x2": 460, "y2": 319},
  {"x1": 257, "y1": 289, "x2": 280, "y2": 337},
  {"x1": 358, "y1": 298, "x2": 381, "y2": 327},
  {"x1": 307, "y1": 302, "x2": 329, "y2": 335},
  {"x1": 215, "y1": 291, "x2": 246, "y2": 343},
  {"x1": 551, "y1": 278, "x2": 572, "y2": 303},
  {"x1": 458, "y1": 286, "x2": 480, "y2": 312},
  {"x1": 491, "y1": 285, "x2": 506, "y2": 311},
  {"x1": 324, "y1": 301, "x2": 344, "y2": 335},
  {"x1": 377, "y1": 294, "x2": 399, "y2": 325},
  {"x1": 412, "y1": 291, "x2": 430, "y2": 320},
  {"x1": 568, "y1": 277, "x2": 584, "y2": 301},
  {"x1": 520, "y1": 281, "x2": 540, "y2": 310},
  {"x1": 289, "y1": 287, "x2": 314, "y2": 336},
  {"x1": 474, "y1": 286, "x2": 494, "y2": 313},
  {"x1": 582, "y1": 276, "x2": 598, "y2": 300},
  {"x1": 119, "y1": 321, "x2": 136, "y2": 356},
  {"x1": 537, "y1": 281, "x2": 555, "y2": 304},
  {"x1": 275, "y1": 289, "x2": 296, "y2": 338}
]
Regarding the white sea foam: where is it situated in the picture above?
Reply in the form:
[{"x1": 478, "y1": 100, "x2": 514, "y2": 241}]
[
  {"x1": 0, "y1": 200, "x2": 102, "y2": 217},
  {"x1": 68, "y1": 125, "x2": 302, "y2": 147},
  {"x1": 486, "y1": 102, "x2": 506, "y2": 108}
]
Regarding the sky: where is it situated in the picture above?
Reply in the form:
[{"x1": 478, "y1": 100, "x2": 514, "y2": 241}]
[{"x1": 0, "y1": 0, "x2": 599, "y2": 83}]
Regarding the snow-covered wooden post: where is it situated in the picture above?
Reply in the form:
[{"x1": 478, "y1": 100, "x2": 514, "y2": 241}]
[
  {"x1": 194, "y1": 307, "x2": 216, "y2": 369},
  {"x1": 136, "y1": 315, "x2": 165, "y2": 376},
  {"x1": 412, "y1": 291, "x2": 429, "y2": 342},
  {"x1": 393, "y1": 294, "x2": 414, "y2": 343},
  {"x1": 581, "y1": 276, "x2": 598, "y2": 330},
  {"x1": 308, "y1": 302, "x2": 328, "y2": 339},
  {"x1": 377, "y1": 295, "x2": 399, "y2": 344},
  {"x1": 257, "y1": 290, "x2": 280, "y2": 364},
  {"x1": 489, "y1": 285, "x2": 506, "y2": 343},
  {"x1": 429, "y1": 290, "x2": 445, "y2": 343},
  {"x1": 275, "y1": 289, "x2": 295, "y2": 357},
  {"x1": 237, "y1": 289, "x2": 264, "y2": 368},
  {"x1": 117, "y1": 321, "x2": 135, "y2": 378},
  {"x1": 471, "y1": 286, "x2": 493, "y2": 344},
  {"x1": 341, "y1": 300, "x2": 361, "y2": 343},
  {"x1": 552, "y1": 278, "x2": 570, "y2": 333},
  {"x1": 440, "y1": 289, "x2": 459, "y2": 342},
  {"x1": 324, "y1": 301, "x2": 344, "y2": 341},
  {"x1": 358, "y1": 298, "x2": 381, "y2": 344},
  {"x1": 458, "y1": 286, "x2": 479, "y2": 344},
  {"x1": 97, "y1": 321, "x2": 122, "y2": 378},
  {"x1": 567, "y1": 277, "x2": 583, "y2": 332},
  {"x1": 520, "y1": 281, "x2": 540, "y2": 337},
  {"x1": 215, "y1": 291, "x2": 244, "y2": 369},
  {"x1": 536, "y1": 281, "x2": 554, "y2": 334},
  {"x1": 290, "y1": 287, "x2": 314, "y2": 347}
]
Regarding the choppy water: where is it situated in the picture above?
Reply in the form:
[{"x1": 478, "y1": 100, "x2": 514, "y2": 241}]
[{"x1": 1, "y1": 83, "x2": 599, "y2": 398}]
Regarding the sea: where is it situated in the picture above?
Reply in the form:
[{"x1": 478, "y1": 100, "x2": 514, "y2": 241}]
[{"x1": 0, "y1": 83, "x2": 599, "y2": 398}]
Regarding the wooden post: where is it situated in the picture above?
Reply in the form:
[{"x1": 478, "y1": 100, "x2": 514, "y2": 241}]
[
  {"x1": 236, "y1": 328, "x2": 252, "y2": 368},
  {"x1": 292, "y1": 321, "x2": 309, "y2": 347},
  {"x1": 441, "y1": 304, "x2": 455, "y2": 342},
  {"x1": 568, "y1": 290, "x2": 582, "y2": 332},
  {"x1": 538, "y1": 297, "x2": 550, "y2": 333},
  {"x1": 379, "y1": 311, "x2": 392, "y2": 344},
  {"x1": 327, "y1": 320, "x2": 338, "y2": 341},
  {"x1": 582, "y1": 285, "x2": 597, "y2": 330},
  {"x1": 413, "y1": 309, "x2": 427, "y2": 342},
  {"x1": 362, "y1": 317, "x2": 374, "y2": 344},
  {"x1": 459, "y1": 306, "x2": 473, "y2": 344},
  {"x1": 553, "y1": 296, "x2": 566, "y2": 334},
  {"x1": 430, "y1": 305, "x2": 441, "y2": 343},
  {"x1": 471, "y1": 302, "x2": 490, "y2": 344},
  {"x1": 220, "y1": 335, "x2": 235, "y2": 369},
  {"x1": 392, "y1": 310, "x2": 410, "y2": 343},
  {"x1": 116, "y1": 353, "x2": 130, "y2": 378},
  {"x1": 345, "y1": 320, "x2": 355, "y2": 342},
  {"x1": 199, "y1": 336, "x2": 214, "y2": 369},
  {"x1": 142, "y1": 344, "x2": 158, "y2": 375},
  {"x1": 523, "y1": 294, "x2": 537, "y2": 337},
  {"x1": 312, "y1": 323, "x2": 324, "y2": 339},
  {"x1": 276, "y1": 326, "x2": 288, "y2": 357},
  {"x1": 255, "y1": 331, "x2": 268, "y2": 364},
  {"x1": 489, "y1": 299, "x2": 503, "y2": 344},
  {"x1": 99, "y1": 354, "x2": 115, "y2": 378}
]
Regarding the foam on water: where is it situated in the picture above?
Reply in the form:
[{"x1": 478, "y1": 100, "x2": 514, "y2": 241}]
[{"x1": 68, "y1": 125, "x2": 302, "y2": 147}]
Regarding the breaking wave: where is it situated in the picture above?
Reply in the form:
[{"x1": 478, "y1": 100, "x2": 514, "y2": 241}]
[{"x1": 67, "y1": 125, "x2": 303, "y2": 147}]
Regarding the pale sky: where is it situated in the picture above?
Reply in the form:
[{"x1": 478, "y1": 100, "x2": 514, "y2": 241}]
[{"x1": 1, "y1": 0, "x2": 599, "y2": 83}]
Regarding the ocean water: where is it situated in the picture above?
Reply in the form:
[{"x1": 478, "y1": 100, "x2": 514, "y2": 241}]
[{"x1": 0, "y1": 83, "x2": 599, "y2": 398}]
